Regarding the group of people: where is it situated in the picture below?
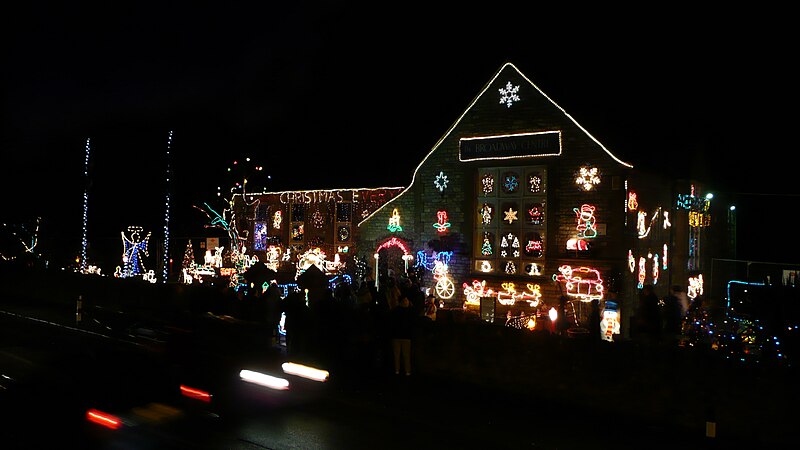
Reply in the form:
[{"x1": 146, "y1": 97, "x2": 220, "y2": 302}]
[
  {"x1": 232, "y1": 273, "x2": 441, "y2": 377},
  {"x1": 634, "y1": 284, "x2": 691, "y2": 346}
]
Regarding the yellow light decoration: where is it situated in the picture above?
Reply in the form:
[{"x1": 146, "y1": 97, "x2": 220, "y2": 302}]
[
  {"x1": 688, "y1": 274, "x2": 704, "y2": 299},
  {"x1": 462, "y1": 279, "x2": 494, "y2": 306},
  {"x1": 627, "y1": 192, "x2": 638, "y2": 210},
  {"x1": 479, "y1": 260, "x2": 493, "y2": 273},
  {"x1": 387, "y1": 208, "x2": 403, "y2": 232},
  {"x1": 503, "y1": 207, "x2": 518, "y2": 224},
  {"x1": 554, "y1": 265, "x2": 604, "y2": 302},
  {"x1": 575, "y1": 166, "x2": 601, "y2": 191},
  {"x1": 273, "y1": 210, "x2": 282, "y2": 229}
]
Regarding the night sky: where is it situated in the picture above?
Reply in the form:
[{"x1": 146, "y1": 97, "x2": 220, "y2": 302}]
[{"x1": 2, "y1": 4, "x2": 797, "y2": 268}]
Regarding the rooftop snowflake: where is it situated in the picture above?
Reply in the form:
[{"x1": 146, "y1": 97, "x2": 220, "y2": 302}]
[{"x1": 499, "y1": 81, "x2": 520, "y2": 108}]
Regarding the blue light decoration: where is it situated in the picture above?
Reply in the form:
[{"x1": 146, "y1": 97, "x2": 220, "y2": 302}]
[
  {"x1": 80, "y1": 138, "x2": 91, "y2": 272},
  {"x1": 253, "y1": 222, "x2": 269, "y2": 250},
  {"x1": 121, "y1": 226, "x2": 151, "y2": 277},
  {"x1": 161, "y1": 131, "x2": 173, "y2": 283},
  {"x1": 502, "y1": 172, "x2": 519, "y2": 193}
]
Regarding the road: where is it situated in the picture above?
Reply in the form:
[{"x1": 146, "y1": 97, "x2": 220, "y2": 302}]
[{"x1": 0, "y1": 297, "x2": 762, "y2": 449}]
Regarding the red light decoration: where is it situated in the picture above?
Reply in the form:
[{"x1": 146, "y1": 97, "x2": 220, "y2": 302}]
[{"x1": 433, "y1": 210, "x2": 451, "y2": 234}]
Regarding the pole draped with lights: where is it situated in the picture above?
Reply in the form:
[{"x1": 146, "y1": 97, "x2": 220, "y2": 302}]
[
  {"x1": 80, "y1": 137, "x2": 91, "y2": 272},
  {"x1": 162, "y1": 130, "x2": 173, "y2": 283}
]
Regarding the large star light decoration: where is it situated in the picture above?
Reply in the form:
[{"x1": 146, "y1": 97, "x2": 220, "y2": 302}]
[
  {"x1": 499, "y1": 81, "x2": 520, "y2": 108},
  {"x1": 504, "y1": 207, "x2": 518, "y2": 224},
  {"x1": 434, "y1": 171, "x2": 449, "y2": 192}
]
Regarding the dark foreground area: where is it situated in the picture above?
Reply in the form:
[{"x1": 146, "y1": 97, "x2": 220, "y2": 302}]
[{"x1": 2, "y1": 265, "x2": 799, "y2": 447}]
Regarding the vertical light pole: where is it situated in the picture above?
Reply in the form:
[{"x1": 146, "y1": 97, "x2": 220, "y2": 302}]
[
  {"x1": 162, "y1": 130, "x2": 173, "y2": 283},
  {"x1": 80, "y1": 138, "x2": 91, "y2": 273}
]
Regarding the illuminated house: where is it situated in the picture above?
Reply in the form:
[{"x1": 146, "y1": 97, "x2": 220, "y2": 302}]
[
  {"x1": 234, "y1": 62, "x2": 725, "y2": 339},
  {"x1": 235, "y1": 187, "x2": 404, "y2": 281},
  {"x1": 353, "y1": 62, "x2": 723, "y2": 338}
]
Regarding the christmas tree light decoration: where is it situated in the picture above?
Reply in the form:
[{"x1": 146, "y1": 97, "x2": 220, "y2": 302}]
[
  {"x1": 688, "y1": 274, "x2": 704, "y2": 300},
  {"x1": 480, "y1": 203, "x2": 493, "y2": 225},
  {"x1": 502, "y1": 173, "x2": 519, "y2": 193},
  {"x1": 481, "y1": 174, "x2": 495, "y2": 195},
  {"x1": 500, "y1": 232, "x2": 520, "y2": 258},
  {"x1": 503, "y1": 207, "x2": 519, "y2": 224},
  {"x1": 481, "y1": 237, "x2": 493, "y2": 256},
  {"x1": 662, "y1": 244, "x2": 668, "y2": 270},
  {"x1": 480, "y1": 260, "x2": 493, "y2": 272},
  {"x1": 433, "y1": 210, "x2": 451, "y2": 233},
  {"x1": 80, "y1": 137, "x2": 91, "y2": 273},
  {"x1": 574, "y1": 204, "x2": 597, "y2": 238},
  {"x1": 273, "y1": 210, "x2": 283, "y2": 229},
  {"x1": 121, "y1": 226, "x2": 151, "y2": 278},
  {"x1": 162, "y1": 130, "x2": 173, "y2": 283},
  {"x1": 499, "y1": 81, "x2": 521, "y2": 107},
  {"x1": 525, "y1": 263, "x2": 541, "y2": 276},
  {"x1": 553, "y1": 265, "x2": 605, "y2": 301},
  {"x1": 528, "y1": 174, "x2": 542, "y2": 193},
  {"x1": 527, "y1": 203, "x2": 544, "y2": 225},
  {"x1": 627, "y1": 192, "x2": 638, "y2": 211},
  {"x1": 181, "y1": 240, "x2": 195, "y2": 277},
  {"x1": 387, "y1": 208, "x2": 403, "y2": 232},
  {"x1": 337, "y1": 226, "x2": 350, "y2": 242},
  {"x1": 434, "y1": 171, "x2": 449, "y2": 192},
  {"x1": 628, "y1": 250, "x2": 635, "y2": 273},
  {"x1": 505, "y1": 261, "x2": 517, "y2": 274}
]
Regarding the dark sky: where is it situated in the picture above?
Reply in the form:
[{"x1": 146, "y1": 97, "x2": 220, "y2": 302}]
[{"x1": 2, "y1": 3, "x2": 797, "y2": 267}]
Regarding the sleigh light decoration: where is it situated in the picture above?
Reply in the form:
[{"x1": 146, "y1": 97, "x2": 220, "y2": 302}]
[{"x1": 553, "y1": 265, "x2": 604, "y2": 302}]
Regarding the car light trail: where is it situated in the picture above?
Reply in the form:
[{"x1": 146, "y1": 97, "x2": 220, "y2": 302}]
[
  {"x1": 239, "y1": 369, "x2": 290, "y2": 390},
  {"x1": 86, "y1": 408, "x2": 122, "y2": 430},
  {"x1": 281, "y1": 362, "x2": 329, "y2": 382},
  {"x1": 180, "y1": 384, "x2": 212, "y2": 402}
]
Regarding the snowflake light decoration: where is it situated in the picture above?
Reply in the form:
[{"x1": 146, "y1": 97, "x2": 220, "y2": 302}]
[
  {"x1": 434, "y1": 171, "x2": 449, "y2": 192},
  {"x1": 503, "y1": 173, "x2": 519, "y2": 193},
  {"x1": 499, "y1": 81, "x2": 520, "y2": 108},
  {"x1": 576, "y1": 165, "x2": 601, "y2": 191}
]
